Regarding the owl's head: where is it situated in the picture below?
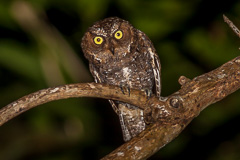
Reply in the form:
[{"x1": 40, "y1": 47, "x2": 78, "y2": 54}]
[{"x1": 81, "y1": 17, "x2": 137, "y2": 65}]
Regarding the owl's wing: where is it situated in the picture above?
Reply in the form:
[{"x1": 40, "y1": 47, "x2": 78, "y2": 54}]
[
  {"x1": 138, "y1": 30, "x2": 161, "y2": 97},
  {"x1": 89, "y1": 64, "x2": 119, "y2": 114},
  {"x1": 150, "y1": 49, "x2": 161, "y2": 97}
]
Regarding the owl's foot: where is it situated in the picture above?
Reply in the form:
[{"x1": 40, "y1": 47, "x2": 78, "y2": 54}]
[
  {"x1": 120, "y1": 83, "x2": 130, "y2": 96},
  {"x1": 141, "y1": 88, "x2": 152, "y2": 100}
]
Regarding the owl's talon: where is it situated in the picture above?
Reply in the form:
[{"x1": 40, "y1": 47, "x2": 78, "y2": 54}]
[
  {"x1": 142, "y1": 88, "x2": 152, "y2": 100},
  {"x1": 120, "y1": 83, "x2": 131, "y2": 96}
]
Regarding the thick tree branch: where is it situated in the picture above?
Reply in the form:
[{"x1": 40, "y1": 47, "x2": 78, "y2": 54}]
[
  {"x1": 0, "y1": 56, "x2": 239, "y2": 159},
  {"x1": 0, "y1": 83, "x2": 150, "y2": 126},
  {"x1": 101, "y1": 56, "x2": 240, "y2": 159}
]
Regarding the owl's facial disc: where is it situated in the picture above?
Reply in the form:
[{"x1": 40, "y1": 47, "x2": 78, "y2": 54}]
[{"x1": 81, "y1": 17, "x2": 136, "y2": 64}]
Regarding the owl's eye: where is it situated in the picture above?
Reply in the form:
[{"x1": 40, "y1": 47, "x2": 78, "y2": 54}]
[
  {"x1": 94, "y1": 36, "x2": 103, "y2": 45},
  {"x1": 114, "y1": 30, "x2": 123, "y2": 39}
]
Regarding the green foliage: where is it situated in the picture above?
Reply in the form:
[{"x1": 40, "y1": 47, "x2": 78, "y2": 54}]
[{"x1": 0, "y1": 0, "x2": 240, "y2": 159}]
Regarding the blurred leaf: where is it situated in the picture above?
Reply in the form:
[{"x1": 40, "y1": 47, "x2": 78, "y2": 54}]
[
  {"x1": 77, "y1": 0, "x2": 110, "y2": 24},
  {"x1": 0, "y1": 2, "x2": 16, "y2": 28},
  {"x1": 0, "y1": 41, "x2": 42, "y2": 80},
  {"x1": 185, "y1": 26, "x2": 239, "y2": 68},
  {"x1": 157, "y1": 41, "x2": 202, "y2": 95},
  {"x1": 117, "y1": 0, "x2": 199, "y2": 38}
]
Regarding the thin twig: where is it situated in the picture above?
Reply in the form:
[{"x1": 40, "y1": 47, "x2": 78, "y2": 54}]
[{"x1": 223, "y1": 14, "x2": 240, "y2": 38}]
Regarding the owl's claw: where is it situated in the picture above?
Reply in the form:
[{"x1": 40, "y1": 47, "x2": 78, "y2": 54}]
[
  {"x1": 141, "y1": 88, "x2": 152, "y2": 100},
  {"x1": 120, "y1": 83, "x2": 131, "y2": 96}
]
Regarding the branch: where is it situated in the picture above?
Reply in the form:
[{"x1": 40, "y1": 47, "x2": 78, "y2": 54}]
[
  {"x1": 0, "y1": 55, "x2": 240, "y2": 159},
  {"x1": 101, "y1": 56, "x2": 240, "y2": 159},
  {"x1": 0, "y1": 83, "x2": 150, "y2": 126},
  {"x1": 223, "y1": 14, "x2": 240, "y2": 38}
]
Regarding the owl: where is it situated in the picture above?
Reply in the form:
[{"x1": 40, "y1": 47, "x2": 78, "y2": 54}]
[{"x1": 81, "y1": 17, "x2": 161, "y2": 142}]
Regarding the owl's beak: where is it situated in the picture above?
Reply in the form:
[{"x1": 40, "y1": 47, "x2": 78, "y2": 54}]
[
  {"x1": 110, "y1": 46, "x2": 115, "y2": 55},
  {"x1": 109, "y1": 39, "x2": 118, "y2": 55}
]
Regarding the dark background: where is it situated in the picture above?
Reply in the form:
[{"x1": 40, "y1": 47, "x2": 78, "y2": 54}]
[{"x1": 1, "y1": 0, "x2": 240, "y2": 159}]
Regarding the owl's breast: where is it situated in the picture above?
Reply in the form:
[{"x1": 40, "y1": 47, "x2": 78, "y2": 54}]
[{"x1": 99, "y1": 56, "x2": 154, "y2": 90}]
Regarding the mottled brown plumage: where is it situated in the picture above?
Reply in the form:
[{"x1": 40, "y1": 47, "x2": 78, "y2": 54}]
[{"x1": 81, "y1": 17, "x2": 161, "y2": 141}]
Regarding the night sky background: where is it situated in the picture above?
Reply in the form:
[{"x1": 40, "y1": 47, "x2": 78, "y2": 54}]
[{"x1": 1, "y1": 0, "x2": 240, "y2": 159}]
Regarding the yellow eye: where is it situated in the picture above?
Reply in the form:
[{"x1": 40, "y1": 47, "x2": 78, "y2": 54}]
[
  {"x1": 94, "y1": 36, "x2": 103, "y2": 45},
  {"x1": 114, "y1": 30, "x2": 123, "y2": 39}
]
